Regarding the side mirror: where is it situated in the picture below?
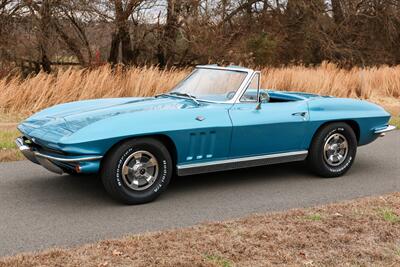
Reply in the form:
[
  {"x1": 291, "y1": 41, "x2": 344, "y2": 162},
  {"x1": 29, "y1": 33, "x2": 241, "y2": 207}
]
[{"x1": 255, "y1": 92, "x2": 270, "y2": 110}]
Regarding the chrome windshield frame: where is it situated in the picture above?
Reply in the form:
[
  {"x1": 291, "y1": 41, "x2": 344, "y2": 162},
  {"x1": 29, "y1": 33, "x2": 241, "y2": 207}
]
[
  {"x1": 170, "y1": 65, "x2": 255, "y2": 104},
  {"x1": 237, "y1": 71, "x2": 262, "y2": 103}
]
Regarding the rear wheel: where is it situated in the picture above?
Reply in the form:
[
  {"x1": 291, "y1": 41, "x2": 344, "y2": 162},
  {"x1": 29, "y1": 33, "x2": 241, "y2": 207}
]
[
  {"x1": 101, "y1": 138, "x2": 173, "y2": 204},
  {"x1": 308, "y1": 122, "x2": 357, "y2": 178}
]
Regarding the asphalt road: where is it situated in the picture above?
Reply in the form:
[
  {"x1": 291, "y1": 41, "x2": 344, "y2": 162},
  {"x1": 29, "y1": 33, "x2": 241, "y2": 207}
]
[{"x1": 0, "y1": 132, "x2": 399, "y2": 257}]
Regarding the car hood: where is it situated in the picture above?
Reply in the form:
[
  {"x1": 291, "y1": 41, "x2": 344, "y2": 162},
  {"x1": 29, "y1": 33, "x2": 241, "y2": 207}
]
[{"x1": 18, "y1": 96, "x2": 199, "y2": 140}]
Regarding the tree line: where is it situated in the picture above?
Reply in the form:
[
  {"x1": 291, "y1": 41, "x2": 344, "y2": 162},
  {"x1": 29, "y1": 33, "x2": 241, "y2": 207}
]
[{"x1": 1, "y1": 0, "x2": 400, "y2": 74}]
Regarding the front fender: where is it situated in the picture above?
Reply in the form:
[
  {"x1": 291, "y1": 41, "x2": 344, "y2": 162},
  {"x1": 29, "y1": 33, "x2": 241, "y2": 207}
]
[{"x1": 58, "y1": 105, "x2": 233, "y2": 164}]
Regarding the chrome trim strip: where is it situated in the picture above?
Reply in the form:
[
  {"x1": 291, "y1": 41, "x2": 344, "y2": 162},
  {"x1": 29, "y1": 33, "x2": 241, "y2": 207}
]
[
  {"x1": 374, "y1": 125, "x2": 396, "y2": 134},
  {"x1": 15, "y1": 137, "x2": 102, "y2": 163},
  {"x1": 176, "y1": 150, "x2": 308, "y2": 170},
  {"x1": 196, "y1": 65, "x2": 252, "y2": 72},
  {"x1": 34, "y1": 152, "x2": 103, "y2": 162}
]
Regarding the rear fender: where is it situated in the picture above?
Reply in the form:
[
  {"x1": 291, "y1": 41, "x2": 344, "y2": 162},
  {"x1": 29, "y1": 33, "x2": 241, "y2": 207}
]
[{"x1": 304, "y1": 98, "x2": 391, "y2": 148}]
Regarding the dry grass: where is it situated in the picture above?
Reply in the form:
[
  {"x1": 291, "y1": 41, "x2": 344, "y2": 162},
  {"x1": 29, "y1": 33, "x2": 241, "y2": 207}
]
[
  {"x1": 0, "y1": 63, "x2": 399, "y2": 116},
  {"x1": 1, "y1": 193, "x2": 399, "y2": 267},
  {"x1": 0, "y1": 66, "x2": 188, "y2": 116},
  {"x1": 0, "y1": 148, "x2": 23, "y2": 162}
]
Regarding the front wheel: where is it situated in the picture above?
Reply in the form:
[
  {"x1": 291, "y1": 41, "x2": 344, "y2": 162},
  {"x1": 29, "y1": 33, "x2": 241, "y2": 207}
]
[
  {"x1": 308, "y1": 123, "x2": 357, "y2": 178},
  {"x1": 101, "y1": 138, "x2": 173, "y2": 204}
]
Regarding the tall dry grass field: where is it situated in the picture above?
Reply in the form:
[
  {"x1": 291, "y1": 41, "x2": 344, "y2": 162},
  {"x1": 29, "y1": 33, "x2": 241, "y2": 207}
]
[{"x1": 0, "y1": 63, "x2": 399, "y2": 116}]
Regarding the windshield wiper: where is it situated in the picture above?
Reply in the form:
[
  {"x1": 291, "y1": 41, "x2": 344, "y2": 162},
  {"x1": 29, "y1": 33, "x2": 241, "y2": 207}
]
[{"x1": 168, "y1": 92, "x2": 200, "y2": 105}]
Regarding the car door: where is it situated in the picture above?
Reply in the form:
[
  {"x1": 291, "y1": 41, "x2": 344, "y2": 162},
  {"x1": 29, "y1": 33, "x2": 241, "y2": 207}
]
[{"x1": 228, "y1": 73, "x2": 309, "y2": 158}]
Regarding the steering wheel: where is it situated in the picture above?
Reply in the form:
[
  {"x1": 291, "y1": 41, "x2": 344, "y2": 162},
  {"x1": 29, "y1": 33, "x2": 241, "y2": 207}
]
[{"x1": 226, "y1": 91, "x2": 236, "y2": 100}]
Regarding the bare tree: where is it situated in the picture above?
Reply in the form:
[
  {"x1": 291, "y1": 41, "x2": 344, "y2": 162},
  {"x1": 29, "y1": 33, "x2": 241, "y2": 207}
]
[
  {"x1": 156, "y1": 0, "x2": 182, "y2": 67},
  {"x1": 1, "y1": 0, "x2": 400, "y2": 70},
  {"x1": 107, "y1": 0, "x2": 144, "y2": 65},
  {"x1": 331, "y1": 0, "x2": 343, "y2": 24},
  {"x1": 55, "y1": 0, "x2": 94, "y2": 65},
  {"x1": 21, "y1": 0, "x2": 94, "y2": 70},
  {"x1": 24, "y1": 0, "x2": 53, "y2": 72}
]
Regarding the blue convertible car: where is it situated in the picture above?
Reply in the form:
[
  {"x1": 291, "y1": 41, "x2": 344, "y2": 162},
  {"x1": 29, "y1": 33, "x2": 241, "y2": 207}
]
[{"x1": 16, "y1": 65, "x2": 396, "y2": 204}]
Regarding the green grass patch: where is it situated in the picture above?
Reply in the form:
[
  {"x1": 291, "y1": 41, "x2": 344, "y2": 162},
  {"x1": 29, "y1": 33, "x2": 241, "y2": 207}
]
[
  {"x1": 378, "y1": 208, "x2": 400, "y2": 223},
  {"x1": 305, "y1": 213, "x2": 323, "y2": 221},
  {"x1": 395, "y1": 247, "x2": 400, "y2": 257},
  {"x1": 0, "y1": 128, "x2": 22, "y2": 162},
  {"x1": 0, "y1": 129, "x2": 20, "y2": 149},
  {"x1": 390, "y1": 116, "x2": 400, "y2": 129},
  {"x1": 205, "y1": 254, "x2": 233, "y2": 267}
]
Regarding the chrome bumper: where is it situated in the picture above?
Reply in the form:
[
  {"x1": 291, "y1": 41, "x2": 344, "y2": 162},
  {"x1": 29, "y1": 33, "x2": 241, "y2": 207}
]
[
  {"x1": 374, "y1": 125, "x2": 397, "y2": 137},
  {"x1": 15, "y1": 137, "x2": 103, "y2": 174}
]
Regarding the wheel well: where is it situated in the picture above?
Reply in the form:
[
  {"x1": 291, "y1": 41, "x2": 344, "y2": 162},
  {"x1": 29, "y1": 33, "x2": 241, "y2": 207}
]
[
  {"x1": 344, "y1": 120, "x2": 360, "y2": 142},
  {"x1": 314, "y1": 120, "x2": 360, "y2": 143},
  {"x1": 150, "y1": 134, "x2": 178, "y2": 165},
  {"x1": 101, "y1": 134, "x2": 178, "y2": 169}
]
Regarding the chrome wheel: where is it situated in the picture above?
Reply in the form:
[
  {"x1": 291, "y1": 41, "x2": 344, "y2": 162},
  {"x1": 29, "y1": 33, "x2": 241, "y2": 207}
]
[
  {"x1": 121, "y1": 150, "x2": 159, "y2": 191},
  {"x1": 323, "y1": 133, "x2": 348, "y2": 167}
]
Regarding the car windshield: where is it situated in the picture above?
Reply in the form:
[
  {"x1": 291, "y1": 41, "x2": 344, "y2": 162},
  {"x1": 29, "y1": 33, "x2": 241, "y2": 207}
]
[{"x1": 170, "y1": 68, "x2": 248, "y2": 102}]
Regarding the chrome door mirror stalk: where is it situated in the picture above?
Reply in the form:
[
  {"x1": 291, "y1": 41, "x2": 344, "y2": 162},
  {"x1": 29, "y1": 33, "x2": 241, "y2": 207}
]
[
  {"x1": 256, "y1": 102, "x2": 262, "y2": 110},
  {"x1": 256, "y1": 92, "x2": 269, "y2": 110}
]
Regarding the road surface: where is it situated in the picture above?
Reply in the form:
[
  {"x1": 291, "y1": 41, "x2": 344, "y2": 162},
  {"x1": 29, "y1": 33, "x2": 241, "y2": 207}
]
[{"x1": 0, "y1": 132, "x2": 399, "y2": 257}]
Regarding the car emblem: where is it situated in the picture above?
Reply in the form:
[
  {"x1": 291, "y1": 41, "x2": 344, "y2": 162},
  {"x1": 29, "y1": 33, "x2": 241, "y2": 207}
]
[{"x1": 196, "y1": 116, "x2": 205, "y2": 121}]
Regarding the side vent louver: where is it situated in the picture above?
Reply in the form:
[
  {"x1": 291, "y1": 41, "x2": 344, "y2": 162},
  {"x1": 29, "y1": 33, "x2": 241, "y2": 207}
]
[{"x1": 186, "y1": 131, "x2": 216, "y2": 161}]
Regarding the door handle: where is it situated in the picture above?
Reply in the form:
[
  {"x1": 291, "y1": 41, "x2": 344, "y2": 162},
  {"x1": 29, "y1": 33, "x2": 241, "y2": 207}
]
[{"x1": 292, "y1": 112, "x2": 307, "y2": 117}]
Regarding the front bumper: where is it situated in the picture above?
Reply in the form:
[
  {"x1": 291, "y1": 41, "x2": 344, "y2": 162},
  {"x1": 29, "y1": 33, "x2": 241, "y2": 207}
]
[
  {"x1": 15, "y1": 137, "x2": 103, "y2": 174},
  {"x1": 374, "y1": 125, "x2": 397, "y2": 137}
]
